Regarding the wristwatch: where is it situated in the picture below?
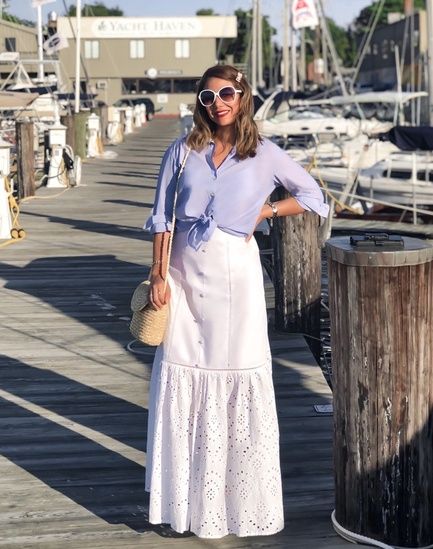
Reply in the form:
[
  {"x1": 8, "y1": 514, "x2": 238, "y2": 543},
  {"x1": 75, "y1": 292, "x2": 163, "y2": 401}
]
[{"x1": 266, "y1": 200, "x2": 278, "y2": 219}]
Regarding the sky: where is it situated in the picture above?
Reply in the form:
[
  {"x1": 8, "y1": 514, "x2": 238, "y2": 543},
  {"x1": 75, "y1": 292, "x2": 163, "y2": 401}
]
[{"x1": 8, "y1": 0, "x2": 374, "y2": 43}]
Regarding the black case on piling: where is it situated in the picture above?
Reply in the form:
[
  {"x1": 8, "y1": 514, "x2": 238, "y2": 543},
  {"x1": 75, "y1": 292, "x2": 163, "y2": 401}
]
[{"x1": 350, "y1": 233, "x2": 405, "y2": 250}]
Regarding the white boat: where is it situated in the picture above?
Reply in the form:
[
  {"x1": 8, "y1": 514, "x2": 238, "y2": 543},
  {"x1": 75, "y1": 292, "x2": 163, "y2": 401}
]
[{"x1": 312, "y1": 127, "x2": 433, "y2": 216}]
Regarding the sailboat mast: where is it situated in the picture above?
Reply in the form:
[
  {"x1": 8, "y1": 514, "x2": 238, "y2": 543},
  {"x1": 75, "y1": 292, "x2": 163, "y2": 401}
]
[
  {"x1": 74, "y1": 0, "x2": 81, "y2": 113},
  {"x1": 257, "y1": 0, "x2": 264, "y2": 87},
  {"x1": 316, "y1": 0, "x2": 349, "y2": 96},
  {"x1": 426, "y1": 0, "x2": 433, "y2": 124},
  {"x1": 36, "y1": 5, "x2": 44, "y2": 81},
  {"x1": 251, "y1": 0, "x2": 258, "y2": 92},
  {"x1": 283, "y1": 0, "x2": 289, "y2": 91},
  {"x1": 290, "y1": 1, "x2": 298, "y2": 91}
]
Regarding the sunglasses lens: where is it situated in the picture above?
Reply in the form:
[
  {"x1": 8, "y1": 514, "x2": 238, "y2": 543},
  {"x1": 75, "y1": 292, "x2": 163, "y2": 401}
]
[
  {"x1": 199, "y1": 90, "x2": 215, "y2": 106},
  {"x1": 219, "y1": 87, "x2": 236, "y2": 102}
]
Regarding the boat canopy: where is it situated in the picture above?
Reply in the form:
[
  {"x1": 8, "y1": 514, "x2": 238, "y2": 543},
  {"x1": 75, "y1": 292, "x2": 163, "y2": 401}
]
[{"x1": 379, "y1": 126, "x2": 433, "y2": 151}]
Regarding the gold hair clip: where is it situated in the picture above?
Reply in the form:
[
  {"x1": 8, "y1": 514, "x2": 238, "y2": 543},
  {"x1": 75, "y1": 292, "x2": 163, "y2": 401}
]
[{"x1": 235, "y1": 72, "x2": 242, "y2": 83}]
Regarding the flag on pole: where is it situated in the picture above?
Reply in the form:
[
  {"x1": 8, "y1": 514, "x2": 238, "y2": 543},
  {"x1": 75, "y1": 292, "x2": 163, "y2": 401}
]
[
  {"x1": 43, "y1": 33, "x2": 69, "y2": 55},
  {"x1": 292, "y1": 0, "x2": 319, "y2": 29}
]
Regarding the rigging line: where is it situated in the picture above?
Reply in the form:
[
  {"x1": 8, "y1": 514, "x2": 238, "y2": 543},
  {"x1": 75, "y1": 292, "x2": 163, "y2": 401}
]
[
  {"x1": 352, "y1": 3, "x2": 378, "y2": 69},
  {"x1": 350, "y1": 0, "x2": 386, "y2": 90}
]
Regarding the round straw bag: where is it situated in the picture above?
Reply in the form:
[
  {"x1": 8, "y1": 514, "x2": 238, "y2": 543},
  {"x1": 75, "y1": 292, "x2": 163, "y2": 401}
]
[
  {"x1": 129, "y1": 147, "x2": 190, "y2": 346},
  {"x1": 130, "y1": 280, "x2": 168, "y2": 346}
]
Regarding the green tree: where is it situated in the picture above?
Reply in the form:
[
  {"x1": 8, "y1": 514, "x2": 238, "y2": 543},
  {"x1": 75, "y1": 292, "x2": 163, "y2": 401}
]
[
  {"x1": 67, "y1": 2, "x2": 123, "y2": 16},
  {"x1": 196, "y1": 9, "x2": 216, "y2": 16},
  {"x1": 1, "y1": 2, "x2": 34, "y2": 26},
  {"x1": 304, "y1": 18, "x2": 355, "y2": 68},
  {"x1": 217, "y1": 9, "x2": 276, "y2": 73},
  {"x1": 327, "y1": 18, "x2": 356, "y2": 67},
  {"x1": 353, "y1": 0, "x2": 425, "y2": 32}
]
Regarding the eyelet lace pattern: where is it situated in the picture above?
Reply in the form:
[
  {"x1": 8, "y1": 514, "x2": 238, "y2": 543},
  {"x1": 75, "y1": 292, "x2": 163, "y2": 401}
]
[{"x1": 145, "y1": 358, "x2": 284, "y2": 538}]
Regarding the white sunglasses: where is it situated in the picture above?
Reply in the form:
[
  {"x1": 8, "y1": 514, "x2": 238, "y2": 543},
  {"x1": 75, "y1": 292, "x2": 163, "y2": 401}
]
[{"x1": 198, "y1": 86, "x2": 243, "y2": 107}]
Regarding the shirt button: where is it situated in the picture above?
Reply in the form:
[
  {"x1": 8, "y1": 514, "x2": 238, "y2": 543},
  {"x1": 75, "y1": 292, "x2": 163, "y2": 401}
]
[
  {"x1": 198, "y1": 340, "x2": 203, "y2": 345},
  {"x1": 199, "y1": 293, "x2": 204, "y2": 297},
  {"x1": 198, "y1": 272, "x2": 204, "y2": 276},
  {"x1": 210, "y1": 192, "x2": 215, "y2": 197}
]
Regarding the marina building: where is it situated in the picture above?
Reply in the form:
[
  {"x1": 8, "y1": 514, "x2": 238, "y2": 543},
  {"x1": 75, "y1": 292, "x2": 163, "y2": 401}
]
[
  {"x1": 0, "y1": 19, "x2": 38, "y2": 81},
  {"x1": 56, "y1": 15, "x2": 237, "y2": 115},
  {"x1": 357, "y1": 10, "x2": 427, "y2": 92}
]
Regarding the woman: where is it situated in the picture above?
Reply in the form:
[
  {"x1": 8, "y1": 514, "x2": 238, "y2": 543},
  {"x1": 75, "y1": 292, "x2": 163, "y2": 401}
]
[{"x1": 144, "y1": 65, "x2": 329, "y2": 538}]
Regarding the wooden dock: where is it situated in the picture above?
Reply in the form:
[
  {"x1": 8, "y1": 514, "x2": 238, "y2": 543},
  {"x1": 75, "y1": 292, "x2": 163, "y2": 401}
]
[{"x1": 0, "y1": 120, "x2": 351, "y2": 548}]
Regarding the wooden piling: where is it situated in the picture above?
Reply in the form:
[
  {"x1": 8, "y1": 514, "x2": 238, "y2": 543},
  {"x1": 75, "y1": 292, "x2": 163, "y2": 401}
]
[
  {"x1": 272, "y1": 187, "x2": 322, "y2": 356},
  {"x1": 15, "y1": 121, "x2": 35, "y2": 200},
  {"x1": 73, "y1": 112, "x2": 89, "y2": 160},
  {"x1": 326, "y1": 236, "x2": 433, "y2": 547},
  {"x1": 92, "y1": 105, "x2": 109, "y2": 144},
  {"x1": 60, "y1": 114, "x2": 76, "y2": 152}
]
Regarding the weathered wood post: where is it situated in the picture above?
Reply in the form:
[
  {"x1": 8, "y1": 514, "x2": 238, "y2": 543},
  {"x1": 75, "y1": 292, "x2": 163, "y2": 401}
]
[
  {"x1": 60, "y1": 114, "x2": 76, "y2": 152},
  {"x1": 326, "y1": 235, "x2": 433, "y2": 547},
  {"x1": 15, "y1": 121, "x2": 35, "y2": 200},
  {"x1": 73, "y1": 111, "x2": 89, "y2": 159},
  {"x1": 95, "y1": 105, "x2": 109, "y2": 145},
  {"x1": 272, "y1": 187, "x2": 322, "y2": 356}
]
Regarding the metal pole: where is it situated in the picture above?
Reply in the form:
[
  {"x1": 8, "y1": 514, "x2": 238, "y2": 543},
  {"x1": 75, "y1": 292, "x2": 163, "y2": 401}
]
[
  {"x1": 37, "y1": 5, "x2": 44, "y2": 81},
  {"x1": 283, "y1": 0, "x2": 289, "y2": 91},
  {"x1": 316, "y1": 0, "x2": 349, "y2": 96},
  {"x1": 251, "y1": 0, "x2": 258, "y2": 92},
  {"x1": 290, "y1": 1, "x2": 298, "y2": 92},
  {"x1": 74, "y1": 0, "x2": 81, "y2": 114},
  {"x1": 426, "y1": 0, "x2": 433, "y2": 124},
  {"x1": 257, "y1": 0, "x2": 264, "y2": 87},
  {"x1": 300, "y1": 28, "x2": 306, "y2": 90}
]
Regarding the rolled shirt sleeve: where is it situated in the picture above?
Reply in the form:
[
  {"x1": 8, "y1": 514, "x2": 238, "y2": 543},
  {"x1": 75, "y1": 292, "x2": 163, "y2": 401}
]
[
  {"x1": 143, "y1": 138, "x2": 184, "y2": 233},
  {"x1": 269, "y1": 139, "x2": 330, "y2": 219}
]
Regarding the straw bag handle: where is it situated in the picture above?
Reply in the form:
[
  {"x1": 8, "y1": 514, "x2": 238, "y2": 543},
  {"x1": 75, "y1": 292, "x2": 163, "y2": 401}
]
[{"x1": 160, "y1": 146, "x2": 190, "y2": 292}]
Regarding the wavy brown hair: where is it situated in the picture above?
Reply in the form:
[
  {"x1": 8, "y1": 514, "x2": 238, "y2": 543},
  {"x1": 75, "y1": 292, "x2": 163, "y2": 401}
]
[{"x1": 186, "y1": 64, "x2": 261, "y2": 159}]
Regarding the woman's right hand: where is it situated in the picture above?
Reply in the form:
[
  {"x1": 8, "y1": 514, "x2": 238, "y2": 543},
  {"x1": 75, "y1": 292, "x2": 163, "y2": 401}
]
[{"x1": 149, "y1": 272, "x2": 171, "y2": 310}]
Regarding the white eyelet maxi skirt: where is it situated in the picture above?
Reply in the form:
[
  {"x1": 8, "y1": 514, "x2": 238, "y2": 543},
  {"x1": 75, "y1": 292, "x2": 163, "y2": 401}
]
[{"x1": 145, "y1": 228, "x2": 284, "y2": 538}]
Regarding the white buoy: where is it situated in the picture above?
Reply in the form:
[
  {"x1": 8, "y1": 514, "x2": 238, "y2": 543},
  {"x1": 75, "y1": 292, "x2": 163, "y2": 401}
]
[
  {"x1": 133, "y1": 104, "x2": 141, "y2": 128},
  {"x1": 124, "y1": 107, "x2": 134, "y2": 134},
  {"x1": 87, "y1": 113, "x2": 101, "y2": 158},
  {"x1": 107, "y1": 107, "x2": 122, "y2": 145},
  {"x1": 140, "y1": 103, "x2": 147, "y2": 125}
]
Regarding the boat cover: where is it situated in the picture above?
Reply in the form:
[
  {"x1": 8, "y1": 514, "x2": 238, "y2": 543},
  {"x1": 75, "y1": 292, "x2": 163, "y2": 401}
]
[
  {"x1": 0, "y1": 91, "x2": 38, "y2": 109},
  {"x1": 379, "y1": 126, "x2": 433, "y2": 151}
]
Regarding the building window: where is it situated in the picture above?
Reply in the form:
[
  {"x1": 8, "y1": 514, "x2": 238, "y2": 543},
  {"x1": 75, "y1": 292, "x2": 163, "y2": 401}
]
[
  {"x1": 121, "y1": 78, "x2": 198, "y2": 95},
  {"x1": 175, "y1": 39, "x2": 190, "y2": 59},
  {"x1": 84, "y1": 40, "x2": 99, "y2": 59},
  {"x1": 5, "y1": 37, "x2": 16, "y2": 52},
  {"x1": 173, "y1": 78, "x2": 198, "y2": 93},
  {"x1": 130, "y1": 40, "x2": 145, "y2": 59}
]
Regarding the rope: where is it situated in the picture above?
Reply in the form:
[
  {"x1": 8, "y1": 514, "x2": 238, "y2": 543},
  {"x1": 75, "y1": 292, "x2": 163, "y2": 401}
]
[
  {"x1": 0, "y1": 166, "x2": 73, "y2": 249},
  {"x1": 307, "y1": 154, "x2": 361, "y2": 215},
  {"x1": 0, "y1": 176, "x2": 25, "y2": 249},
  {"x1": 331, "y1": 511, "x2": 433, "y2": 549}
]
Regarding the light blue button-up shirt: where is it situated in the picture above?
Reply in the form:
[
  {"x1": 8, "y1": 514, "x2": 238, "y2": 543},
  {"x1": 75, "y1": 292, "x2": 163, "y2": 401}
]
[{"x1": 144, "y1": 136, "x2": 329, "y2": 250}]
